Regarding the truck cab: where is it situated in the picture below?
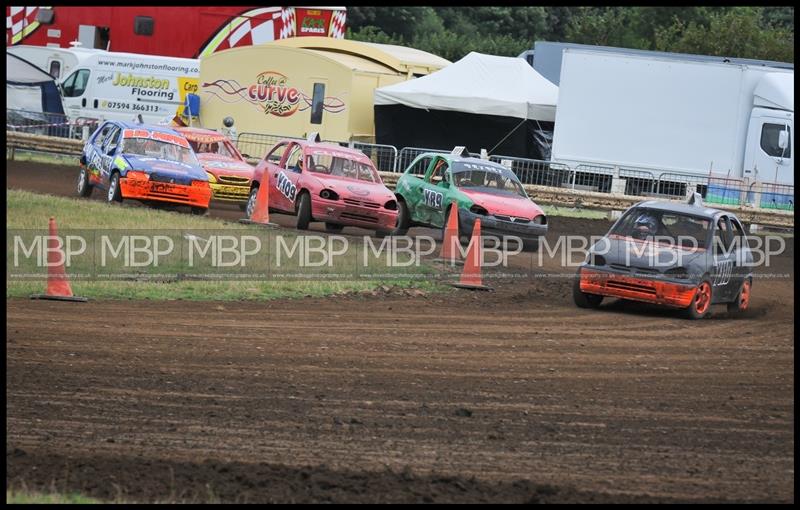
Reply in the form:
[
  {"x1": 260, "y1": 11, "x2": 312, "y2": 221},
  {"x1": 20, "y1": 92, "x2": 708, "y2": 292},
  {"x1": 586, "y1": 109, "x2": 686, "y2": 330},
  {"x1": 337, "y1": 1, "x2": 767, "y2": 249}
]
[{"x1": 743, "y1": 73, "x2": 794, "y2": 186}]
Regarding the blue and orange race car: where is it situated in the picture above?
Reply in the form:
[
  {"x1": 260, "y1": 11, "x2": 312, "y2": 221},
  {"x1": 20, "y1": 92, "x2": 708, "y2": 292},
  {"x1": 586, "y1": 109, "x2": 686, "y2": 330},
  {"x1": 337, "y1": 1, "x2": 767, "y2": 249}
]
[
  {"x1": 78, "y1": 121, "x2": 212, "y2": 214},
  {"x1": 573, "y1": 194, "x2": 754, "y2": 319}
]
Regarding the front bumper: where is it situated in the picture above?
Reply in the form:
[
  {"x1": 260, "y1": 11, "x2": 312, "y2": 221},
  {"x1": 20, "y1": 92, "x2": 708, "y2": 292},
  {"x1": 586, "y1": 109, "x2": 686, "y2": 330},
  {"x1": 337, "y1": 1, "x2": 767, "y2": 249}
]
[
  {"x1": 312, "y1": 198, "x2": 398, "y2": 231},
  {"x1": 578, "y1": 267, "x2": 698, "y2": 308},
  {"x1": 210, "y1": 182, "x2": 250, "y2": 202},
  {"x1": 121, "y1": 178, "x2": 212, "y2": 208},
  {"x1": 459, "y1": 208, "x2": 548, "y2": 242}
]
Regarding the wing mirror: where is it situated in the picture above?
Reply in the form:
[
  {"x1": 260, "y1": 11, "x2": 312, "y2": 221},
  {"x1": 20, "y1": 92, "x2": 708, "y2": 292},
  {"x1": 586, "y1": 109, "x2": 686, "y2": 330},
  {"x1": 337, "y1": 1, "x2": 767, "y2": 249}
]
[{"x1": 778, "y1": 129, "x2": 789, "y2": 150}]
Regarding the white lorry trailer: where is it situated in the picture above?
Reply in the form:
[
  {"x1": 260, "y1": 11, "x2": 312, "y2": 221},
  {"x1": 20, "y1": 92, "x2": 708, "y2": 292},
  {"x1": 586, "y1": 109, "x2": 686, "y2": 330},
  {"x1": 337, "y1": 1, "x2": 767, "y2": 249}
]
[
  {"x1": 6, "y1": 44, "x2": 97, "y2": 80},
  {"x1": 551, "y1": 49, "x2": 793, "y2": 208}
]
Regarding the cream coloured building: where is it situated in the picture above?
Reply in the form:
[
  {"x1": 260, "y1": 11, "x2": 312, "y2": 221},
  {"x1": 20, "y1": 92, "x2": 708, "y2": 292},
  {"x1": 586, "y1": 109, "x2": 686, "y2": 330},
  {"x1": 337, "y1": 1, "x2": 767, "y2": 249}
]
[{"x1": 197, "y1": 37, "x2": 450, "y2": 144}]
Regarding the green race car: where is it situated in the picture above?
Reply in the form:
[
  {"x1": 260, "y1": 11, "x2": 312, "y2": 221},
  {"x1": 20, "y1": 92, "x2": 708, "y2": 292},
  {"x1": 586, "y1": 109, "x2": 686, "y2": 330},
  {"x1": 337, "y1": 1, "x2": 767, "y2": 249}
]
[{"x1": 393, "y1": 148, "x2": 548, "y2": 251}]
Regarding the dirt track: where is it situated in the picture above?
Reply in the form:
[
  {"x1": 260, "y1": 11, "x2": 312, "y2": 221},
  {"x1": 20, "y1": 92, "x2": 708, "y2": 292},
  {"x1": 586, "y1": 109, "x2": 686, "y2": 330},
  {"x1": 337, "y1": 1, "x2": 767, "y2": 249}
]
[{"x1": 6, "y1": 160, "x2": 796, "y2": 502}]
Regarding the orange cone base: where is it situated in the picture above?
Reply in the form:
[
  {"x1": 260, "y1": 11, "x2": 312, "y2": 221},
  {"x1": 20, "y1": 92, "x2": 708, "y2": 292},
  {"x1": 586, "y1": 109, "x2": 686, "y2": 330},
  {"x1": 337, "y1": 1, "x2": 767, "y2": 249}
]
[
  {"x1": 238, "y1": 218, "x2": 279, "y2": 228},
  {"x1": 30, "y1": 294, "x2": 89, "y2": 302},
  {"x1": 450, "y1": 282, "x2": 493, "y2": 291}
]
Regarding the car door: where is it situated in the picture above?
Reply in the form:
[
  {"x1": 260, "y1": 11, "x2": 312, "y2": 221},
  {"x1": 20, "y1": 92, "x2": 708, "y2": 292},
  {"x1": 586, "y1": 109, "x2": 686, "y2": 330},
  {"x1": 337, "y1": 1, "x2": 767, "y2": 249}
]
[
  {"x1": 418, "y1": 156, "x2": 449, "y2": 227},
  {"x1": 709, "y1": 215, "x2": 737, "y2": 303},
  {"x1": 269, "y1": 142, "x2": 302, "y2": 213},
  {"x1": 398, "y1": 155, "x2": 433, "y2": 225},
  {"x1": 99, "y1": 124, "x2": 122, "y2": 184},
  {"x1": 84, "y1": 122, "x2": 112, "y2": 185},
  {"x1": 728, "y1": 216, "x2": 752, "y2": 291}
]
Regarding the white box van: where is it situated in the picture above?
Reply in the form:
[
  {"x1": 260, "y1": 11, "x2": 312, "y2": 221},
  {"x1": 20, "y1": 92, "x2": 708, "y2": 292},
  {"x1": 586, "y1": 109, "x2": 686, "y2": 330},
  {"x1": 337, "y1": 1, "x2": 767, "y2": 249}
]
[{"x1": 59, "y1": 51, "x2": 199, "y2": 125}]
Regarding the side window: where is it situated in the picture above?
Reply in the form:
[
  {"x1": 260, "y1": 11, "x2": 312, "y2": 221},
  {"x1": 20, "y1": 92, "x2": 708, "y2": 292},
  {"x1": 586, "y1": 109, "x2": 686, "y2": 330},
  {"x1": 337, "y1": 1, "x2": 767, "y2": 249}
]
[
  {"x1": 62, "y1": 69, "x2": 90, "y2": 97},
  {"x1": 407, "y1": 156, "x2": 432, "y2": 177},
  {"x1": 48, "y1": 60, "x2": 61, "y2": 79},
  {"x1": 429, "y1": 159, "x2": 449, "y2": 186},
  {"x1": 284, "y1": 145, "x2": 304, "y2": 172},
  {"x1": 714, "y1": 216, "x2": 733, "y2": 255},
  {"x1": 265, "y1": 142, "x2": 289, "y2": 164},
  {"x1": 102, "y1": 126, "x2": 121, "y2": 155},
  {"x1": 93, "y1": 123, "x2": 114, "y2": 147},
  {"x1": 760, "y1": 123, "x2": 791, "y2": 158}
]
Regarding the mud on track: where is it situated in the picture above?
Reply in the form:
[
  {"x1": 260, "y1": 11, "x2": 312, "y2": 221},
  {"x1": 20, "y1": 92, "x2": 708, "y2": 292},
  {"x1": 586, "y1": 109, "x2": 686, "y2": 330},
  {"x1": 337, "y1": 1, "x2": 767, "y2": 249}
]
[{"x1": 6, "y1": 159, "x2": 796, "y2": 503}]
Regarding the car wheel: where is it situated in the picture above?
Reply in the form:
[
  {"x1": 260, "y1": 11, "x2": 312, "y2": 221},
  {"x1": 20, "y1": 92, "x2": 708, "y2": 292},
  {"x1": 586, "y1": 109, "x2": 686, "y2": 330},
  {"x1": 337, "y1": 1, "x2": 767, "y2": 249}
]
[
  {"x1": 392, "y1": 199, "x2": 410, "y2": 236},
  {"x1": 726, "y1": 278, "x2": 751, "y2": 315},
  {"x1": 246, "y1": 186, "x2": 259, "y2": 218},
  {"x1": 685, "y1": 280, "x2": 713, "y2": 319},
  {"x1": 77, "y1": 167, "x2": 93, "y2": 197},
  {"x1": 107, "y1": 172, "x2": 122, "y2": 203},
  {"x1": 296, "y1": 192, "x2": 312, "y2": 230},
  {"x1": 572, "y1": 270, "x2": 603, "y2": 309},
  {"x1": 325, "y1": 223, "x2": 344, "y2": 233},
  {"x1": 190, "y1": 207, "x2": 208, "y2": 216}
]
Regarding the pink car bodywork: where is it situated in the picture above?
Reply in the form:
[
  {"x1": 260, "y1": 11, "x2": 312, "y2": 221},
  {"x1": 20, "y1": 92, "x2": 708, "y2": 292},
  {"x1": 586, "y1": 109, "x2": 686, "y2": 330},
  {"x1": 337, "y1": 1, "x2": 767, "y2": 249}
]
[{"x1": 250, "y1": 139, "x2": 398, "y2": 233}]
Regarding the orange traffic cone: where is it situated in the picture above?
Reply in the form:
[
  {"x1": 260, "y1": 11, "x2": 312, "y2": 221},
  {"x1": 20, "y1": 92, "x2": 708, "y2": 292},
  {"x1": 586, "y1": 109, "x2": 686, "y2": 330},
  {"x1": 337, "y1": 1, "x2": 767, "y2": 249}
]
[
  {"x1": 239, "y1": 183, "x2": 278, "y2": 228},
  {"x1": 451, "y1": 218, "x2": 493, "y2": 291},
  {"x1": 434, "y1": 203, "x2": 462, "y2": 264},
  {"x1": 30, "y1": 217, "x2": 88, "y2": 302}
]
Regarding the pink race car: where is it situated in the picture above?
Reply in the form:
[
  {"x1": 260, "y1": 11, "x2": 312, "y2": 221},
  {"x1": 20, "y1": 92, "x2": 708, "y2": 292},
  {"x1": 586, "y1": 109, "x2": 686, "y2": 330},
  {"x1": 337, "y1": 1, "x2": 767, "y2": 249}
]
[{"x1": 248, "y1": 135, "x2": 399, "y2": 234}]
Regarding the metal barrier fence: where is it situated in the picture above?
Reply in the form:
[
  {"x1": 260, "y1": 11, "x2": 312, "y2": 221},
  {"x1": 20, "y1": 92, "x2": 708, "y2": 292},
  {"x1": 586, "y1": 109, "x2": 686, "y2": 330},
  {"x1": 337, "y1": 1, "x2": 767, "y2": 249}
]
[
  {"x1": 396, "y1": 146, "x2": 451, "y2": 173},
  {"x1": 6, "y1": 109, "x2": 101, "y2": 140},
  {"x1": 350, "y1": 142, "x2": 398, "y2": 173},
  {"x1": 618, "y1": 167, "x2": 657, "y2": 196},
  {"x1": 573, "y1": 164, "x2": 615, "y2": 193},
  {"x1": 235, "y1": 132, "x2": 304, "y2": 159},
  {"x1": 489, "y1": 155, "x2": 573, "y2": 188}
]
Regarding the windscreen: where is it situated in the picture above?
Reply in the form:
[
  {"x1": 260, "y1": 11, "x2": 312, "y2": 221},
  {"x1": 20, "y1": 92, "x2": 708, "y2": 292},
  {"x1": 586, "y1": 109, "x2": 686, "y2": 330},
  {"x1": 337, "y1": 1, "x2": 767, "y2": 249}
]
[
  {"x1": 610, "y1": 208, "x2": 711, "y2": 249},
  {"x1": 307, "y1": 153, "x2": 378, "y2": 183},
  {"x1": 188, "y1": 138, "x2": 243, "y2": 161},
  {"x1": 123, "y1": 137, "x2": 199, "y2": 166},
  {"x1": 451, "y1": 161, "x2": 526, "y2": 198}
]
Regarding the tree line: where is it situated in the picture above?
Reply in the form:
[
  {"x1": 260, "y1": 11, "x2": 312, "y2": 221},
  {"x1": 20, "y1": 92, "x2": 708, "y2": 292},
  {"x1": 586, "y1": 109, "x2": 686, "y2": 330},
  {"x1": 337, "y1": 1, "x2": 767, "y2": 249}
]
[{"x1": 346, "y1": 6, "x2": 794, "y2": 63}]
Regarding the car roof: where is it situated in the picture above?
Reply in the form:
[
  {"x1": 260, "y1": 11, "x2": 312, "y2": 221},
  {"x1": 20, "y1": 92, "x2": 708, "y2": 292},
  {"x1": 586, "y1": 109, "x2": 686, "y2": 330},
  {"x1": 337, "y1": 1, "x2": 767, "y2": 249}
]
[
  {"x1": 633, "y1": 199, "x2": 734, "y2": 220},
  {"x1": 174, "y1": 126, "x2": 230, "y2": 141},
  {"x1": 297, "y1": 140, "x2": 370, "y2": 159},
  {"x1": 419, "y1": 152, "x2": 507, "y2": 168},
  {"x1": 112, "y1": 120, "x2": 184, "y2": 136}
]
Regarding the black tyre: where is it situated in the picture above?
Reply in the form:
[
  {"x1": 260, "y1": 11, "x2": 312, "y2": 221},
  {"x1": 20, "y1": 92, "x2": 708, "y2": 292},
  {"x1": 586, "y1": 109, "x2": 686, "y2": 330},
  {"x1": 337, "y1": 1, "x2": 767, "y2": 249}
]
[
  {"x1": 296, "y1": 192, "x2": 312, "y2": 230},
  {"x1": 190, "y1": 206, "x2": 208, "y2": 216},
  {"x1": 246, "y1": 186, "x2": 259, "y2": 219},
  {"x1": 726, "y1": 278, "x2": 751, "y2": 315},
  {"x1": 325, "y1": 223, "x2": 344, "y2": 233},
  {"x1": 77, "y1": 167, "x2": 93, "y2": 197},
  {"x1": 392, "y1": 199, "x2": 411, "y2": 236},
  {"x1": 684, "y1": 280, "x2": 713, "y2": 319},
  {"x1": 572, "y1": 271, "x2": 603, "y2": 309},
  {"x1": 107, "y1": 172, "x2": 122, "y2": 203}
]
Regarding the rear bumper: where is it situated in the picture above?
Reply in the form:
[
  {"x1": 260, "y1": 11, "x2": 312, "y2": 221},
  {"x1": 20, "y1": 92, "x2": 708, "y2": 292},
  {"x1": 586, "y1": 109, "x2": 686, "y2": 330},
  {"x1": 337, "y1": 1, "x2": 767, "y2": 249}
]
[
  {"x1": 121, "y1": 178, "x2": 212, "y2": 208},
  {"x1": 210, "y1": 182, "x2": 249, "y2": 202},
  {"x1": 578, "y1": 267, "x2": 698, "y2": 308},
  {"x1": 312, "y1": 199, "x2": 398, "y2": 231}
]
